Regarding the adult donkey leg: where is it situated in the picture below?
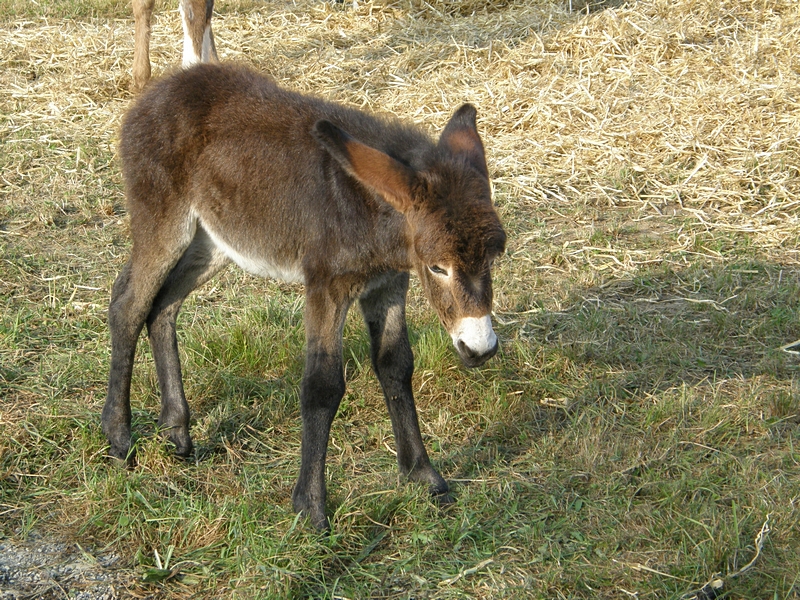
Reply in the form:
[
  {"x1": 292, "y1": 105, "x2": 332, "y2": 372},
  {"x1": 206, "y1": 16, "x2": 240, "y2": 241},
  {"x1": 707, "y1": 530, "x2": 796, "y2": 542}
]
[
  {"x1": 146, "y1": 228, "x2": 229, "y2": 457},
  {"x1": 103, "y1": 238, "x2": 190, "y2": 464},
  {"x1": 292, "y1": 285, "x2": 350, "y2": 530},
  {"x1": 359, "y1": 273, "x2": 450, "y2": 501},
  {"x1": 132, "y1": 0, "x2": 156, "y2": 92},
  {"x1": 180, "y1": 0, "x2": 217, "y2": 67}
]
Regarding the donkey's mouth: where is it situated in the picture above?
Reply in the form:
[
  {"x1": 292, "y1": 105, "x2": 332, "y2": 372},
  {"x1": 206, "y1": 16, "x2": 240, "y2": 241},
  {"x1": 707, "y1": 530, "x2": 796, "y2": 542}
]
[{"x1": 456, "y1": 338, "x2": 499, "y2": 368}]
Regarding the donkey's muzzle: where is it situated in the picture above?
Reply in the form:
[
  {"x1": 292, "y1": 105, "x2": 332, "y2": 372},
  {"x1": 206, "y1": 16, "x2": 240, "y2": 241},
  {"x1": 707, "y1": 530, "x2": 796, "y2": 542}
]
[{"x1": 452, "y1": 315, "x2": 499, "y2": 368}]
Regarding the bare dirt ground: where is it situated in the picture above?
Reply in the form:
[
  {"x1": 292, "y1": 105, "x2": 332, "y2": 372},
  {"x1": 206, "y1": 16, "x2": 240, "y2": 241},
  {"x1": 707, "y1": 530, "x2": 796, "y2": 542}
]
[{"x1": 0, "y1": 535, "x2": 132, "y2": 600}]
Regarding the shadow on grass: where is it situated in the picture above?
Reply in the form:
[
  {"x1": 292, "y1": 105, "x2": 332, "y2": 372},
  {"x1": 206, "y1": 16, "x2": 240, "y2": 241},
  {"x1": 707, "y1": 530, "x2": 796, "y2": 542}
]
[
  {"x1": 536, "y1": 260, "x2": 800, "y2": 389},
  {"x1": 442, "y1": 259, "x2": 800, "y2": 478}
]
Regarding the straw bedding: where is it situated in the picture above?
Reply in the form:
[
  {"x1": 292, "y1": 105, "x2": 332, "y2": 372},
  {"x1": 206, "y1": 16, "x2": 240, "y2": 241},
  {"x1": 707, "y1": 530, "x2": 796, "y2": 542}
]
[{"x1": 1, "y1": 0, "x2": 798, "y2": 281}]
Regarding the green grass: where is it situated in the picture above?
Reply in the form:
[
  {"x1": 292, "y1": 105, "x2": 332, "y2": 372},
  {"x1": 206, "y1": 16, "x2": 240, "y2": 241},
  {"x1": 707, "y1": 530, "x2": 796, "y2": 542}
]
[{"x1": 2, "y1": 0, "x2": 800, "y2": 598}]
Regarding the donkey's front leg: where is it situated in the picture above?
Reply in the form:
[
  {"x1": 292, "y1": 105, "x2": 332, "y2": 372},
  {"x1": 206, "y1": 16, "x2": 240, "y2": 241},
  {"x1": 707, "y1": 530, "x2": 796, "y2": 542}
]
[
  {"x1": 292, "y1": 288, "x2": 349, "y2": 530},
  {"x1": 359, "y1": 273, "x2": 450, "y2": 501}
]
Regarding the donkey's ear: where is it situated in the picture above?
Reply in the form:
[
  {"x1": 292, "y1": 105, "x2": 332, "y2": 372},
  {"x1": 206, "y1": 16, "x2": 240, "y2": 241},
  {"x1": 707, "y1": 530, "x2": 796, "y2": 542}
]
[
  {"x1": 312, "y1": 120, "x2": 416, "y2": 214},
  {"x1": 438, "y1": 104, "x2": 489, "y2": 179}
]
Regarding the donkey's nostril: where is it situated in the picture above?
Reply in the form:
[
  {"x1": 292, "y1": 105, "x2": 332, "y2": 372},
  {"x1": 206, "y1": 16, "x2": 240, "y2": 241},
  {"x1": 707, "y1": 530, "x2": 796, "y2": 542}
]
[
  {"x1": 457, "y1": 340, "x2": 479, "y2": 360},
  {"x1": 456, "y1": 337, "x2": 498, "y2": 368}
]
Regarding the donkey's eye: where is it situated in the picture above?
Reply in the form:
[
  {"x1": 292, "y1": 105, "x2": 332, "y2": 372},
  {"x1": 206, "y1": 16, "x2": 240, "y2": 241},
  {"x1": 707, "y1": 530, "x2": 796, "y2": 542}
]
[{"x1": 428, "y1": 265, "x2": 449, "y2": 277}]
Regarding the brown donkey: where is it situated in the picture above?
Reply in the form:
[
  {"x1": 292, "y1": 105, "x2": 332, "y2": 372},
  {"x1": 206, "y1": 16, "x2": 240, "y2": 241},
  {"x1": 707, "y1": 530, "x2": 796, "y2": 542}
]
[
  {"x1": 132, "y1": 0, "x2": 216, "y2": 92},
  {"x1": 104, "y1": 63, "x2": 506, "y2": 529}
]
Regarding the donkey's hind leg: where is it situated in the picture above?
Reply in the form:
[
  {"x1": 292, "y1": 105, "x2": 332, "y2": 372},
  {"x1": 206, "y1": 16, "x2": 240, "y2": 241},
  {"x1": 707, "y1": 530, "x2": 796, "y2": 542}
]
[
  {"x1": 131, "y1": 0, "x2": 155, "y2": 92},
  {"x1": 104, "y1": 238, "x2": 190, "y2": 464},
  {"x1": 146, "y1": 227, "x2": 228, "y2": 457},
  {"x1": 359, "y1": 272, "x2": 450, "y2": 501}
]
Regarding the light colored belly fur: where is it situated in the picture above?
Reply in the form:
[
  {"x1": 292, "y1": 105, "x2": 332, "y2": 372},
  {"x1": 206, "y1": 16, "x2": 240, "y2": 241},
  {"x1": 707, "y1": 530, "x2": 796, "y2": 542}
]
[{"x1": 201, "y1": 220, "x2": 305, "y2": 284}]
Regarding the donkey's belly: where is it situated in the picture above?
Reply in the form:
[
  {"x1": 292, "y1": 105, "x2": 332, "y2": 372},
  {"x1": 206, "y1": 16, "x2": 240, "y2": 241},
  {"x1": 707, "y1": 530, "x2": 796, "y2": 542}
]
[{"x1": 201, "y1": 221, "x2": 305, "y2": 284}]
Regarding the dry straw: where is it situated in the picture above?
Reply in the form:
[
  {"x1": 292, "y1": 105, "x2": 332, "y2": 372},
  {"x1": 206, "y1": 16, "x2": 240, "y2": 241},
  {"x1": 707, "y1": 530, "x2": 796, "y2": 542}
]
[{"x1": 1, "y1": 0, "x2": 799, "y2": 279}]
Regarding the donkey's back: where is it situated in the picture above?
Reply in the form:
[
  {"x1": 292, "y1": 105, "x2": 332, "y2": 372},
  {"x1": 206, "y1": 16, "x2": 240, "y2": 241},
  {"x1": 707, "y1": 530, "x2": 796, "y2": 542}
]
[
  {"x1": 121, "y1": 64, "x2": 435, "y2": 283},
  {"x1": 106, "y1": 63, "x2": 505, "y2": 530}
]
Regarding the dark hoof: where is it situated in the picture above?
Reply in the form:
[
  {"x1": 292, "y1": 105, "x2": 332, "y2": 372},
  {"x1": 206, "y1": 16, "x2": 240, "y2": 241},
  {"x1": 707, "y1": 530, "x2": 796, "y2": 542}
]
[
  {"x1": 294, "y1": 503, "x2": 330, "y2": 531},
  {"x1": 292, "y1": 494, "x2": 330, "y2": 531},
  {"x1": 293, "y1": 507, "x2": 330, "y2": 532},
  {"x1": 158, "y1": 425, "x2": 193, "y2": 459},
  {"x1": 171, "y1": 439, "x2": 194, "y2": 460},
  {"x1": 311, "y1": 513, "x2": 331, "y2": 532},
  {"x1": 107, "y1": 445, "x2": 136, "y2": 468},
  {"x1": 432, "y1": 489, "x2": 454, "y2": 505}
]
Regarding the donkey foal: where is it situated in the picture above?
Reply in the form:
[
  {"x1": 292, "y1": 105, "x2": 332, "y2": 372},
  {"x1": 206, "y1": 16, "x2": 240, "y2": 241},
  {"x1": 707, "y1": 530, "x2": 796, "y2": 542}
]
[{"x1": 104, "y1": 63, "x2": 506, "y2": 529}]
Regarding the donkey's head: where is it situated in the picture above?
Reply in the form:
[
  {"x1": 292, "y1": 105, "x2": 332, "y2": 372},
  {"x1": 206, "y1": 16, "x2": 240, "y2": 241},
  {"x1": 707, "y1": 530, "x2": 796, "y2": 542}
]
[{"x1": 313, "y1": 105, "x2": 506, "y2": 368}]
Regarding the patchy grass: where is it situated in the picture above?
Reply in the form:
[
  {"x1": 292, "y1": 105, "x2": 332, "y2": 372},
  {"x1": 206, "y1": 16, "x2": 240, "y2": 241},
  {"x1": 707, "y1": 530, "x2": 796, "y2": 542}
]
[{"x1": 1, "y1": 0, "x2": 799, "y2": 598}]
